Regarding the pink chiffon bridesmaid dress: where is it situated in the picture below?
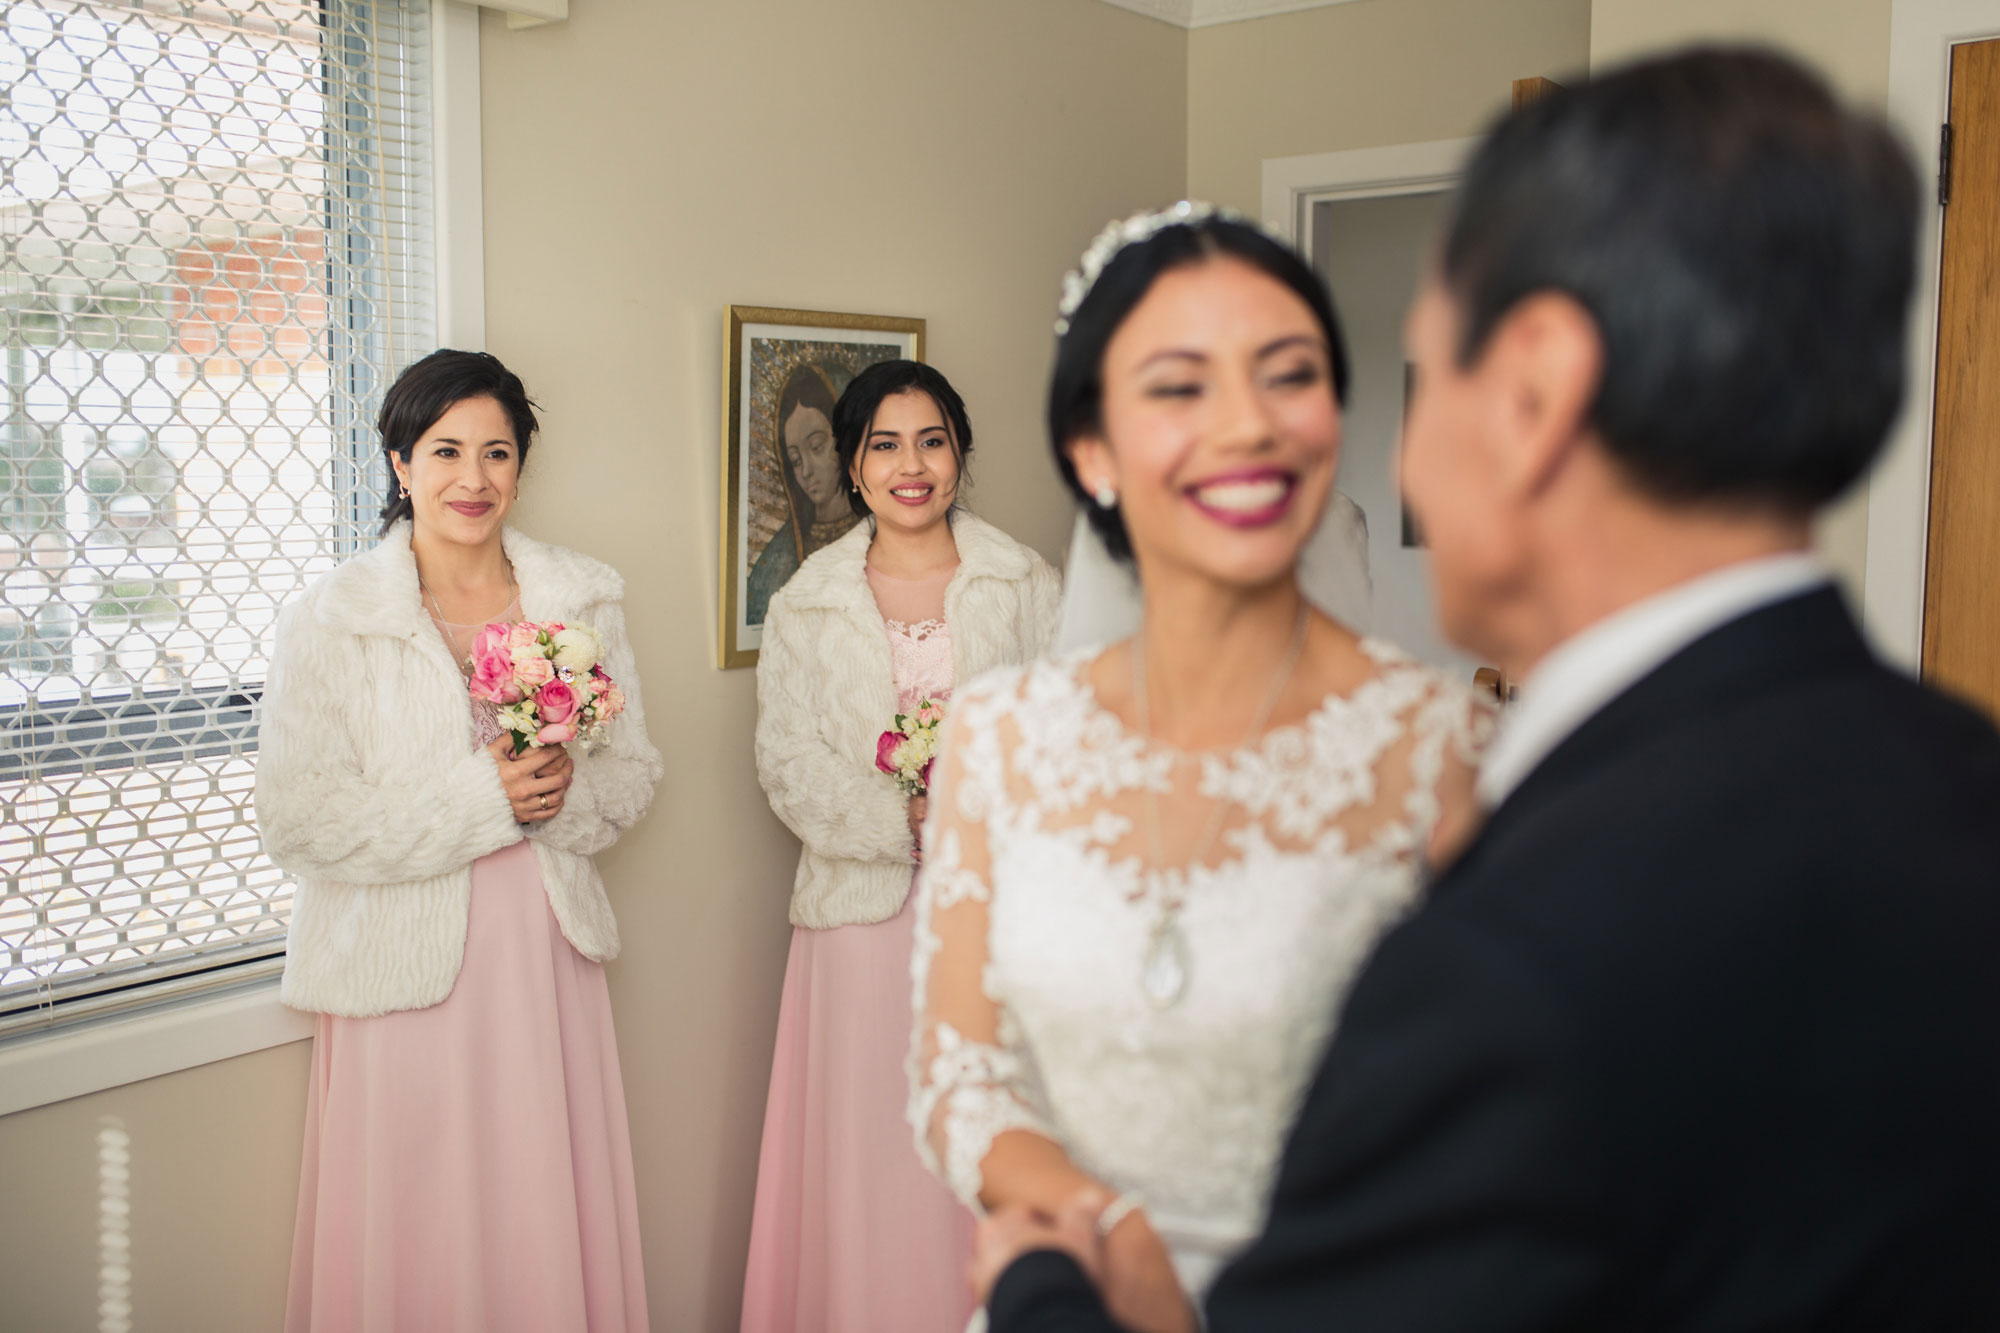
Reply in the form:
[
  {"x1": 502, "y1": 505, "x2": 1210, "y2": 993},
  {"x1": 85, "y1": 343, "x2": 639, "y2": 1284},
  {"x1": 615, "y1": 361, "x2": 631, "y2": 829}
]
[
  {"x1": 284, "y1": 600, "x2": 650, "y2": 1333},
  {"x1": 739, "y1": 562, "x2": 978, "y2": 1333}
]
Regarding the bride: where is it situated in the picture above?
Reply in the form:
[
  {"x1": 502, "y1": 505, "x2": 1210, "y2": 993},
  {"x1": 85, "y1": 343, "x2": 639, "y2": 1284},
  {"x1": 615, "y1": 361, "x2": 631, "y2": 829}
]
[{"x1": 907, "y1": 203, "x2": 1489, "y2": 1332}]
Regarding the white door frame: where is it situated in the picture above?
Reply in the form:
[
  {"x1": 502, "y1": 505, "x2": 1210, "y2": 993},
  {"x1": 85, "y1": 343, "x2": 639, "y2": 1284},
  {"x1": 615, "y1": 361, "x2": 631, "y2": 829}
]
[
  {"x1": 1869, "y1": 0, "x2": 2000, "y2": 670},
  {"x1": 1261, "y1": 138, "x2": 1478, "y2": 259}
]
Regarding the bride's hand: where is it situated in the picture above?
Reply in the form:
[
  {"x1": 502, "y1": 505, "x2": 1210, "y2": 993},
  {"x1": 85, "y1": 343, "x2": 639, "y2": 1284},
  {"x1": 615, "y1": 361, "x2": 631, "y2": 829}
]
[
  {"x1": 969, "y1": 1198, "x2": 1104, "y2": 1306},
  {"x1": 1102, "y1": 1208, "x2": 1196, "y2": 1333}
]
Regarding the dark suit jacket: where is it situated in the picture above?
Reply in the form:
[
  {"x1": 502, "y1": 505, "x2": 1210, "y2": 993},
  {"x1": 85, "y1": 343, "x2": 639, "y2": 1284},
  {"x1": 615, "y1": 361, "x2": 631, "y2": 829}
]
[{"x1": 990, "y1": 588, "x2": 2000, "y2": 1332}]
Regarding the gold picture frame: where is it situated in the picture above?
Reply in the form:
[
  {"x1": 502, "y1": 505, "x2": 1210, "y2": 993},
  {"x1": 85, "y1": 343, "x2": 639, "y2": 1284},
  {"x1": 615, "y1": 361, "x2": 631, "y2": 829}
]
[{"x1": 718, "y1": 305, "x2": 925, "y2": 669}]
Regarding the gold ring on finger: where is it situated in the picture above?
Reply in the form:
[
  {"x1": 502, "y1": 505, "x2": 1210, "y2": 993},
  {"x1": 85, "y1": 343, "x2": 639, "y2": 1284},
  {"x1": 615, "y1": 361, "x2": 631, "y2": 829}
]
[{"x1": 539, "y1": 794, "x2": 548, "y2": 810}]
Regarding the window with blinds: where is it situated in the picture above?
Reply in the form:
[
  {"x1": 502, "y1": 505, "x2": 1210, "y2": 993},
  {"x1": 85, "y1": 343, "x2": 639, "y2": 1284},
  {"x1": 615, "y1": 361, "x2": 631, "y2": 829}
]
[{"x1": 1, "y1": 0, "x2": 436, "y2": 1033}]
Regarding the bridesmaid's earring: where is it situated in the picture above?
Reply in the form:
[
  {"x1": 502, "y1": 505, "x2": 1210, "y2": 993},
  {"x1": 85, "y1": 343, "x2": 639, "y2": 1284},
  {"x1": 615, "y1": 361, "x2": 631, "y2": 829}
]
[
  {"x1": 398, "y1": 485, "x2": 410, "y2": 500},
  {"x1": 1092, "y1": 483, "x2": 1118, "y2": 509}
]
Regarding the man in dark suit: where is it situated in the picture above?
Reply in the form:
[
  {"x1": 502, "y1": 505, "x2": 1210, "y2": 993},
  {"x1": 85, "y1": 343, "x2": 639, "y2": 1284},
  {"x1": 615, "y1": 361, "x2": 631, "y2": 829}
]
[{"x1": 978, "y1": 47, "x2": 2000, "y2": 1331}]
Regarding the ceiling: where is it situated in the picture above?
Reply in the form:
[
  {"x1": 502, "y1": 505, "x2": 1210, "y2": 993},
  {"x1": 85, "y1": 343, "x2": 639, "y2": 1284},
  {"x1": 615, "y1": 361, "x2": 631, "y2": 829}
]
[{"x1": 1093, "y1": 0, "x2": 1367, "y2": 29}]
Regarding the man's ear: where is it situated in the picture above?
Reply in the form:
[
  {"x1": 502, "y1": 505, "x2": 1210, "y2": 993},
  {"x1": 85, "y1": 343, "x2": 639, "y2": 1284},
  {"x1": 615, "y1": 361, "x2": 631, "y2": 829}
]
[{"x1": 1479, "y1": 292, "x2": 1603, "y2": 502}]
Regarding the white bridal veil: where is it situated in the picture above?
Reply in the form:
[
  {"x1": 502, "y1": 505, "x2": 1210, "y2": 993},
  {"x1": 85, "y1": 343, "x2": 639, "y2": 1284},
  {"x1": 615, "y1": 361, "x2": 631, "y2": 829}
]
[{"x1": 1052, "y1": 491, "x2": 1373, "y2": 654}]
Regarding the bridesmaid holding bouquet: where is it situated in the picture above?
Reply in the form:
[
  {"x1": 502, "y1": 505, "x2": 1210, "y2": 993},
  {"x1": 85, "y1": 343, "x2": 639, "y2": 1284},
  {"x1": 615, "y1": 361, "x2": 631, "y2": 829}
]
[
  {"x1": 742, "y1": 359, "x2": 1060, "y2": 1331},
  {"x1": 257, "y1": 349, "x2": 664, "y2": 1332}
]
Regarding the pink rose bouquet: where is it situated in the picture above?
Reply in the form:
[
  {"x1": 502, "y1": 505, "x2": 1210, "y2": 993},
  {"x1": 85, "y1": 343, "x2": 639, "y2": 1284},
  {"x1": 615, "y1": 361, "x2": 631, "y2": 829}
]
[
  {"x1": 466, "y1": 620, "x2": 628, "y2": 756},
  {"x1": 875, "y1": 698, "x2": 946, "y2": 797}
]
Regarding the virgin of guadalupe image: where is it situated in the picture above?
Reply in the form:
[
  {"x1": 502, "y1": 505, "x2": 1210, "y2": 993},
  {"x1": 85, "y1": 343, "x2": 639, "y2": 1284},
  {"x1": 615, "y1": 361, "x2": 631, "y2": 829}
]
[{"x1": 745, "y1": 365, "x2": 860, "y2": 625}]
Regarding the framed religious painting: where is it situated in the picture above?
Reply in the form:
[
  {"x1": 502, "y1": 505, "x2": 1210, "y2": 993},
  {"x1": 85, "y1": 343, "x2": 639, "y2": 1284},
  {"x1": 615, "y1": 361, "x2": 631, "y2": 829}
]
[{"x1": 718, "y1": 306, "x2": 925, "y2": 668}]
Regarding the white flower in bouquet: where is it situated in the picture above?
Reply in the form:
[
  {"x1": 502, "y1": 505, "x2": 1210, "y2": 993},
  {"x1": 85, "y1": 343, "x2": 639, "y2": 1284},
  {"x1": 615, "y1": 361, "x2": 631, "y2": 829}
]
[{"x1": 550, "y1": 625, "x2": 603, "y2": 674}]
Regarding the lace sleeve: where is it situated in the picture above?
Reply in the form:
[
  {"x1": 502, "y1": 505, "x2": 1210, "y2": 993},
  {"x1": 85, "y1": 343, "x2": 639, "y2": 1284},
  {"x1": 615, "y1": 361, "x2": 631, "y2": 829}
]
[
  {"x1": 907, "y1": 691, "x2": 1056, "y2": 1212},
  {"x1": 1404, "y1": 674, "x2": 1496, "y2": 867}
]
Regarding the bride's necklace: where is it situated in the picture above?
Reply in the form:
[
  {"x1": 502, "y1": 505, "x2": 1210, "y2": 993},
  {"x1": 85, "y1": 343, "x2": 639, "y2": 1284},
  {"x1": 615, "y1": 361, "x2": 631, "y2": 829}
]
[{"x1": 1132, "y1": 601, "x2": 1310, "y2": 1010}]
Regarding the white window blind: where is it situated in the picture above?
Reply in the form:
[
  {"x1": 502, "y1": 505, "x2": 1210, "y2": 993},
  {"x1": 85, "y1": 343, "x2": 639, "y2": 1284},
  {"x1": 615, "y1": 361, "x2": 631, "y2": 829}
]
[{"x1": 1, "y1": 0, "x2": 435, "y2": 1033}]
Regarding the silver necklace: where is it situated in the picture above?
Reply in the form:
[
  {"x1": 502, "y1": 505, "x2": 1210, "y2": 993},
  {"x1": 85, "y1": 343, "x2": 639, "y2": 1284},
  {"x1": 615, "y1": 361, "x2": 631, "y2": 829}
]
[
  {"x1": 1132, "y1": 601, "x2": 1310, "y2": 1010},
  {"x1": 419, "y1": 570, "x2": 519, "y2": 676}
]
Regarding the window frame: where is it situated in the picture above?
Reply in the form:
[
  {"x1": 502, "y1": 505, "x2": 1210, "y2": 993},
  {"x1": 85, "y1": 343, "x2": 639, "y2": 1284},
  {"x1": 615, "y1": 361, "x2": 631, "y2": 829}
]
[{"x1": 0, "y1": 0, "x2": 486, "y2": 1113}]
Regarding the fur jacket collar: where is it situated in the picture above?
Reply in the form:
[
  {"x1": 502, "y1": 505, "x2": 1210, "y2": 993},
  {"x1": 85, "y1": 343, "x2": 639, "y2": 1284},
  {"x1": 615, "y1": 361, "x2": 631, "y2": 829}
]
[
  {"x1": 312, "y1": 520, "x2": 625, "y2": 641},
  {"x1": 778, "y1": 508, "x2": 1034, "y2": 612}
]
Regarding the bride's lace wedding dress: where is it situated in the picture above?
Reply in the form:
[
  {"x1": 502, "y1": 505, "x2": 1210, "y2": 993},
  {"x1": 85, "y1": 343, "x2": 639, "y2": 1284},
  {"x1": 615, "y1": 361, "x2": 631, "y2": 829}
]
[{"x1": 909, "y1": 641, "x2": 1489, "y2": 1301}]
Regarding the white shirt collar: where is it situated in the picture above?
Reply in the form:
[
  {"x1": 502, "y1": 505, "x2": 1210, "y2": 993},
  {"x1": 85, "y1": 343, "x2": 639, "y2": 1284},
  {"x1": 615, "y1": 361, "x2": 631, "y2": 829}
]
[{"x1": 1476, "y1": 552, "x2": 1833, "y2": 809}]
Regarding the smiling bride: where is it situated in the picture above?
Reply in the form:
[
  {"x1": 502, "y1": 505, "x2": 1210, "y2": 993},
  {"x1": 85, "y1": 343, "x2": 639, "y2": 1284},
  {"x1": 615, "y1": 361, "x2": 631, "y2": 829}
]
[{"x1": 908, "y1": 206, "x2": 1490, "y2": 1333}]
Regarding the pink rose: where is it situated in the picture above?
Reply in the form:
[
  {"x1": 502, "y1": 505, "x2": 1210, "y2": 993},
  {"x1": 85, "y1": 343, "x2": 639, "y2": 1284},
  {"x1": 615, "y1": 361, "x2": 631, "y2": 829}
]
[
  {"x1": 916, "y1": 702, "x2": 944, "y2": 726},
  {"x1": 507, "y1": 622, "x2": 539, "y2": 650},
  {"x1": 596, "y1": 684, "x2": 626, "y2": 719},
  {"x1": 536, "y1": 678, "x2": 578, "y2": 726},
  {"x1": 876, "y1": 730, "x2": 903, "y2": 776},
  {"x1": 469, "y1": 650, "x2": 522, "y2": 704},
  {"x1": 919, "y1": 758, "x2": 934, "y2": 791},
  {"x1": 471, "y1": 622, "x2": 511, "y2": 661},
  {"x1": 536, "y1": 721, "x2": 577, "y2": 745},
  {"x1": 514, "y1": 652, "x2": 555, "y2": 690}
]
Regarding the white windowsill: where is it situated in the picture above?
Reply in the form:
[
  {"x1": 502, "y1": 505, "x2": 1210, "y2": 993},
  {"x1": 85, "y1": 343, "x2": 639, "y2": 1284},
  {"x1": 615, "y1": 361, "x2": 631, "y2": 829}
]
[{"x1": 0, "y1": 978, "x2": 314, "y2": 1116}]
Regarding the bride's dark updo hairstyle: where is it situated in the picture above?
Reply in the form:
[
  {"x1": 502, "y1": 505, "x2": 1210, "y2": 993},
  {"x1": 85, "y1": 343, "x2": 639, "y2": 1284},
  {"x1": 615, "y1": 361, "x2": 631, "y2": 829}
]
[
  {"x1": 832, "y1": 358, "x2": 976, "y2": 518},
  {"x1": 1046, "y1": 215, "x2": 1351, "y2": 561},
  {"x1": 377, "y1": 349, "x2": 541, "y2": 533}
]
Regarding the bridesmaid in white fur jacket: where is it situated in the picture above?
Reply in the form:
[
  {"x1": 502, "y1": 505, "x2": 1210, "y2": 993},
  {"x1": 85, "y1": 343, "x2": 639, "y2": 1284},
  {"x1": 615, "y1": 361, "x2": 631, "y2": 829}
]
[
  {"x1": 740, "y1": 360, "x2": 1060, "y2": 1332},
  {"x1": 257, "y1": 350, "x2": 663, "y2": 1333}
]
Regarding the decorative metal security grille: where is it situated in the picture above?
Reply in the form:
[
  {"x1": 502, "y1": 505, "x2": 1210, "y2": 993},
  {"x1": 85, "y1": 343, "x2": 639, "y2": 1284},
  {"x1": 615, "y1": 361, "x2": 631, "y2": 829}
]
[{"x1": 0, "y1": 0, "x2": 434, "y2": 1031}]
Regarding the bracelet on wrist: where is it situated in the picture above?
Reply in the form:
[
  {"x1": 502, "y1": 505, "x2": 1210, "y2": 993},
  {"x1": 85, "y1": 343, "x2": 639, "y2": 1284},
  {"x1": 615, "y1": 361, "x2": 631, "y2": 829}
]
[{"x1": 1096, "y1": 1193, "x2": 1144, "y2": 1238}]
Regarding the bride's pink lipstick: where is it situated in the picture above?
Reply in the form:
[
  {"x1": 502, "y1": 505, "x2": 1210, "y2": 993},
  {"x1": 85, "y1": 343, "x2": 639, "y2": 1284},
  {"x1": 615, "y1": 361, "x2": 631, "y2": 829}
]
[
  {"x1": 1183, "y1": 468, "x2": 1298, "y2": 528},
  {"x1": 448, "y1": 500, "x2": 494, "y2": 517}
]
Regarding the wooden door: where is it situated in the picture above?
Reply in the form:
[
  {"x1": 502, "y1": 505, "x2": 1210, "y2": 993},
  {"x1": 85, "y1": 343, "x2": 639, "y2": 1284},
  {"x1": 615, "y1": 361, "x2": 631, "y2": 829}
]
[
  {"x1": 1927, "y1": 40, "x2": 2000, "y2": 721},
  {"x1": 1512, "y1": 76, "x2": 1565, "y2": 110}
]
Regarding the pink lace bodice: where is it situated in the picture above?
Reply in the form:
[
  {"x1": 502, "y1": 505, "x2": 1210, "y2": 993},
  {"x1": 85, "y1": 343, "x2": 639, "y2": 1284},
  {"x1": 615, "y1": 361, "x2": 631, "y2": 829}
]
[
  {"x1": 429, "y1": 595, "x2": 521, "y2": 751},
  {"x1": 868, "y1": 563, "x2": 955, "y2": 710}
]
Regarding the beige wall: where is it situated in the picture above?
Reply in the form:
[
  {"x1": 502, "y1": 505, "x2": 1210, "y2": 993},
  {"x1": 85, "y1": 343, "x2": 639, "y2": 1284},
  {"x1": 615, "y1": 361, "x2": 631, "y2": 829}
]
[
  {"x1": 482, "y1": 0, "x2": 1184, "y2": 1328},
  {"x1": 1187, "y1": 0, "x2": 1594, "y2": 215},
  {"x1": 1589, "y1": 0, "x2": 1897, "y2": 599},
  {"x1": 1590, "y1": 0, "x2": 1891, "y2": 99},
  {"x1": 0, "y1": 1041, "x2": 311, "y2": 1331},
  {"x1": 0, "y1": 3, "x2": 1184, "y2": 1330}
]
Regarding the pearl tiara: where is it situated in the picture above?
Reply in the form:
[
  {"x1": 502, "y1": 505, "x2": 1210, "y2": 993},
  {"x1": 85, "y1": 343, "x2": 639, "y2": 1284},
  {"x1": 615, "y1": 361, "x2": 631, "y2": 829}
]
[{"x1": 1055, "y1": 199, "x2": 1257, "y2": 336}]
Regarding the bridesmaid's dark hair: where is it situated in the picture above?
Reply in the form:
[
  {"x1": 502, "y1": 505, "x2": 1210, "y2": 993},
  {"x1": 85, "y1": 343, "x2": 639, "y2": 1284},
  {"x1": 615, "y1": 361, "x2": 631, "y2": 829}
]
[
  {"x1": 378, "y1": 349, "x2": 540, "y2": 533},
  {"x1": 1046, "y1": 216, "x2": 1349, "y2": 561},
  {"x1": 831, "y1": 359, "x2": 975, "y2": 519}
]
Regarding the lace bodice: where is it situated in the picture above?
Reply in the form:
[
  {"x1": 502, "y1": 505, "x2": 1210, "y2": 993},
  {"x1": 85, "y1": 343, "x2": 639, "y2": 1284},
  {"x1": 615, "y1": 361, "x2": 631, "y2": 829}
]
[
  {"x1": 869, "y1": 561, "x2": 955, "y2": 712},
  {"x1": 428, "y1": 598, "x2": 520, "y2": 751},
  {"x1": 908, "y1": 641, "x2": 1490, "y2": 1298},
  {"x1": 886, "y1": 618, "x2": 953, "y2": 712}
]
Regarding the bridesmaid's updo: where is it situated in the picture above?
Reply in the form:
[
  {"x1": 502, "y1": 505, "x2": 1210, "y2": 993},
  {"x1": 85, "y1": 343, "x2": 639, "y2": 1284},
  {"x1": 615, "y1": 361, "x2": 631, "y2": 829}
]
[
  {"x1": 377, "y1": 349, "x2": 541, "y2": 532},
  {"x1": 1046, "y1": 216, "x2": 1350, "y2": 561}
]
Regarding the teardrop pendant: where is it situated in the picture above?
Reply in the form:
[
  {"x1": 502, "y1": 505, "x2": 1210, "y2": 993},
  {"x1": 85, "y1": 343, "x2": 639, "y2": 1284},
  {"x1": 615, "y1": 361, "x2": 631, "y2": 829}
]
[{"x1": 1140, "y1": 920, "x2": 1190, "y2": 1010}]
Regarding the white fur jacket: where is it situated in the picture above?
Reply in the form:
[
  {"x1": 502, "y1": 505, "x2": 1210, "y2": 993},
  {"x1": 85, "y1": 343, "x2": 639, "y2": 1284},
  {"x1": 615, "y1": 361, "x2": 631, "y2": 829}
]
[
  {"x1": 256, "y1": 523, "x2": 665, "y2": 1017},
  {"x1": 756, "y1": 511, "x2": 1059, "y2": 929}
]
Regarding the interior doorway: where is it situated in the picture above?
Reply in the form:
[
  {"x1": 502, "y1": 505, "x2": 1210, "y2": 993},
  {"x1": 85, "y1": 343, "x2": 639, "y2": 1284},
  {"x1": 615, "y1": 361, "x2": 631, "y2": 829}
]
[{"x1": 1310, "y1": 191, "x2": 1476, "y2": 675}]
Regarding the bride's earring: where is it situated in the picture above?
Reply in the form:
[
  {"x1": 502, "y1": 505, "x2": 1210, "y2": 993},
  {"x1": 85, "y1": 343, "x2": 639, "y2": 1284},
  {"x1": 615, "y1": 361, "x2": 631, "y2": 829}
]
[
  {"x1": 398, "y1": 485, "x2": 410, "y2": 500},
  {"x1": 1092, "y1": 483, "x2": 1118, "y2": 509}
]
